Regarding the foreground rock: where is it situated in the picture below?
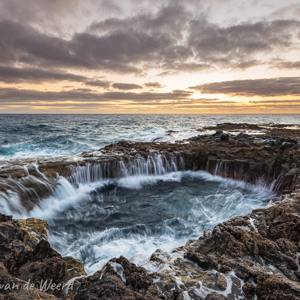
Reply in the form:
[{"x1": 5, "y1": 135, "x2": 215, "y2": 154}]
[
  {"x1": 0, "y1": 214, "x2": 86, "y2": 299},
  {"x1": 0, "y1": 124, "x2": 299, "y2": 299}
]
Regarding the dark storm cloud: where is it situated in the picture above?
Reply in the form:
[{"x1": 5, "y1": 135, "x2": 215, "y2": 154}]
[
  {"x1": 112, "y1": 83, "x2": 143, "y2": 90},
  {"x1": 190, "y1": 77, "x2": 300, "y2": 96},
  {"x1": 0, "y1": 66, "x2": 86, "y2": 83}
]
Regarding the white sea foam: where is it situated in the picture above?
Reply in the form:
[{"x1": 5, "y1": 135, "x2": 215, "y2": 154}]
[
  {"x1": 12, "y1": 169, "x2": 273, "y2": 220},
  {"x1": 1, "y1": 157, "x2": 274, "y2": 276}
]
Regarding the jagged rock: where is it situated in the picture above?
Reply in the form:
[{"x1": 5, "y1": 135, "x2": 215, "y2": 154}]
[
  {"x1": 0, "y1": 262, "x2": 59, "y2": 299},
  {"x1": 0, "y1": 123, "x2": 299, "y2": 212},
  {"x1": 0, "y1": 216, "x2": 86, "y2": 299},
  {"x1": 74, "y1": 256, "x2": 161, "y2": 300},
  {"x1": 205, "y1": 294, "x2": 227, "y2": 300},
  {"x1": 0, "y1": 124, "x2": 299, "y2": 299},
  {"x1": 256, "y1": 274, "x2": 300, "y2": 299},
  {"x1": 242, "y1": 280, "x2": 255, "y2": 298},
  {"x1": 16, "y1": 218, "x2": 49, "y2": 241}
]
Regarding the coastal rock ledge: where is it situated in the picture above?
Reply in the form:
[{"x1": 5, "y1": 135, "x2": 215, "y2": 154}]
[{"x1": 0, "y1": 123, "x2": 300, "y2": 299}]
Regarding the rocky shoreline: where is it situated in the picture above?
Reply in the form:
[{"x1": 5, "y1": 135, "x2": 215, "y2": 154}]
[{"x1": 0, "y1": 123, "x2": 299, "y2": 299}]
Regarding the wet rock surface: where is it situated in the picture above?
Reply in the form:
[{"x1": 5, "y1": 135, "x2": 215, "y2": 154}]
[
  {"x1": 0, "y1": 213, "x2": 86, "y2": 299},
  {"x1": 0, "y1": 123, "x2": 299, "y2": 299},
  {"x1": 1, "y1": 122, "x2": 299, "y2": 213}
]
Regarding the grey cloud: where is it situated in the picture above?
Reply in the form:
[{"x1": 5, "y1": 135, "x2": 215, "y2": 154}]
[
  {"x1": 89, "y1": 5, "x2": 187, "y2": 38},
  {"x1": 188, "y1": 19, "x2": 300, "y2": 67},
  {"x1": 158, "y1": 63, "x2": 212, "y2": 76},
  {"x1": 85, "y1": 79, "x2": 111, "y2": 88},
  {"x1": 99, "y1": 89, "x2": 192, "y2": 101},
  {"x1": 112, "y1": 83, "x2": 143, "y2": 90},
  {"x1": 0, "y1": 88, "x2": 103, "y2": 102},
  {"x1": 0, "y1": 0, "x2": 122, "y2": 38},
  {"x1": 249, "y1": 99, "x2": 300, "y2": 104},
  {"x1": 190, "y1": 77, "x2": 300, "y2": 96},
  {"x1": 144, "y1": 82, "x2": 164, "y2": 88},
  {"x1": 0, "y1": 88, "x2": 192, "y2": 103},
  {"x1": 0, "y1": 20, "x2": 159, "y2": 73},
  {"x1": 272, "y1": 60, "x2": 300, "y2": 69},
  {"x1": 270, "y1": 3, "x2": 300, "y2": 18},
  {"x1": 0, "y1": 2, "x2": 299, "y2": 78},
  {"x1": 0, "y1": 66, "x2": 86, "y2": 83},
  {"x1": 0, "y1": 65, "x2": 112, "y2": 88}
]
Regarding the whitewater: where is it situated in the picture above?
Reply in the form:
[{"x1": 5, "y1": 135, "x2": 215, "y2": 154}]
[
  {"x1": 0, "y1": 153, "x2": 275, "y2": 274},
  {"x1": 1, "y1": 114, "x2": 299, "y2": 159},
  {"x1": 1, "y1": 114, "x2": 296, "y2": 273}
]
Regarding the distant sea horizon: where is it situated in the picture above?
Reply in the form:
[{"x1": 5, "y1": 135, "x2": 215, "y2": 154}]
[
  {"x1": 1, "y1": 113, "x2": 300, "y2": 115},
  {"x1": 0, "y1": 113, "x2": 299, "y2": 160}
]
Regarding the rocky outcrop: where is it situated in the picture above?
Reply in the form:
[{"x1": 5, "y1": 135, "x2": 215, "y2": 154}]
[
  {"x1": 204, "y1": 123, "x2": 300, "y2": 140},
  {"x1": 0, "y1": 124, "x2": 299, "y2": 299},
  {"x1": 1, "y1": 124, "x2": 299, "y2": 213},
  {"x1": 0, "y1": 213, "x2": 86, "y2": 299}
]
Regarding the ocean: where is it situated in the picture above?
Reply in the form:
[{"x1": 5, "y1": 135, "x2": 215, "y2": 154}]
[
  {"x1": 0, "y1": 114, "x2": 299, "y2": 160},
  {"x1": 0, "y1": 114, "x2": 298, "y2": 273}
]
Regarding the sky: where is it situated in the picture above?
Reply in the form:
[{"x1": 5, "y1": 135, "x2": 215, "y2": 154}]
[{"x1": 0, "y1": 0, "x2": 300, "y2": 114}]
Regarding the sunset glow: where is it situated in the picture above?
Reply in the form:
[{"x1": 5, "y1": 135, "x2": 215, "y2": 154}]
[{"x1": 0, "y1": 0, "x2": 299, "y2": 113}]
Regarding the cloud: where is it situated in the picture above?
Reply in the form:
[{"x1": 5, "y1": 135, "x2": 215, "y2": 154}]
[
  {"x1": 0, "y1": 87, "x2": 193, "y2": 103},
  {"x1": 144, "y1": 82, "x2": 164, "y2": 88},
  {"x1": 112, "y1": 83, "x2": 143, "y2": 90},
  {"x1": 190, "y1": 77, "x2": 300, "y2": 96},
  {"x1": 272, "y1": 60, "x2": 300, "y2": 69},
  {"x1": 0, "y1": 66, "x2": 86, "y2": 83},
  {"x1": 85, "y1": 79, "x2": 111, "y2": 87},
  {"x1": 188, "y1": 19, "x2": 300, "y2": 68},
  {"x1": 249, "y1": 99, "x2": 300, "y2": 104},
  {"x1": 0, "y1": 3, "x2": 298, "y2": 77},
  {"x1": 0, "y1": 0, "x2": 299, "y2": 113}
]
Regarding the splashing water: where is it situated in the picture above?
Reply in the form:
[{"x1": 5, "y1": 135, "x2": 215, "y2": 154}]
[
  {"x1": 0, "y1": 152, "x2": 275, "y2": 274},
  {"x1": 1, "y1": 114, "x2": 299, "y2": 159},
  {"x1": 37, "y1": 170, "x2": 274, "y2": 274}
]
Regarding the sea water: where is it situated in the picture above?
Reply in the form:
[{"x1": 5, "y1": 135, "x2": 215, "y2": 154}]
[
  {"x1": 0, "y1": 114, "x2": 299, "y2": 159},
  {"x1": 0, "y1": 114, "x2": 290, "y2": 274},
  {"x1": 9, "y1": 169, "x2": 274, "y2": 274}
]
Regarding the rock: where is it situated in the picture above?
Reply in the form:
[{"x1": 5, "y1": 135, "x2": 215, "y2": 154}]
[
  {"x1": 184, "y1": 252, "x2": 217, "y2": 270},
  {"x1": 62, "y1": 256, "x2": 87, "y2": 282},
  {"x1": 0, "y1": 214, "x2": 12, "y2": 222},
  {"x1": 236, "y1": 132, "x2": 251, "y2": 139},
  {"x1": 281, "y1": 142, "x2": 294, "y2": 152},
  {"x1": 256, "y1": 274, "x2": 300, "y2": 299},
  {"x1": 16, "y1": 218, "x2": 49, "y2": 241},
  {"x1": 205, "y1": 294, "x2": 227, "y2": 300},
  {"x1": 0, "y1": 123, "x2": 299, "y2": 299},
  {"x1": 0, "y1": 215, "x2": 86, "y2": 299},
  {"x1": 220, "y1": 133, "x2": 229, "y2": 142},
  {"x1": 242, "y1": 280, "x2": 255, "y2": 298},
  {"x1": 74, "y1": 256, "x2": 159, "y2": 300},
  {"x1": 0, "y1": 262, "x2": 58, "y2": 300}
]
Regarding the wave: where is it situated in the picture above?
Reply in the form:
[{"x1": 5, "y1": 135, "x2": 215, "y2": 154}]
[
  {"x1": 45, "y1": 170, "x2": 274, "y2": 274},
  {"x1": 9, "y1": 169, "x2": 273, "y2": 219}
]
